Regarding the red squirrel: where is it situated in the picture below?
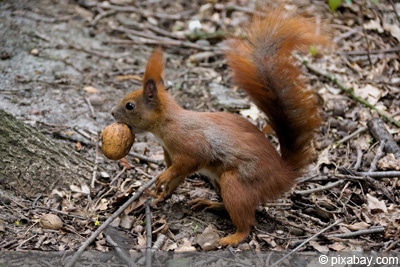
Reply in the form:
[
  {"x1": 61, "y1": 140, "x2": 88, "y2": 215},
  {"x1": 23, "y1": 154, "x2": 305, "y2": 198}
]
[{"x1": 111, "y1": 9, "x2": 328, "y2": 246}]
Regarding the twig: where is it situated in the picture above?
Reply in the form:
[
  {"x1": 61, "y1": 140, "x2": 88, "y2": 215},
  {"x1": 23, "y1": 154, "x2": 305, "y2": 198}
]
[
  {"x1": 336, "y1": 172, "x2": 396, "y2": 202},
  {"x1": 295, "y1": 180, "x2": 345, "y2": 195},
  {"x1": 144, "y1": 22, "x2": 182, "y2": 40},
  {"x1": 389, "y1": 0, "x2": 400, "y2": 24},
  {"x1": 110, "y1": 166, "x2": 127, "y2": 185},
  {"x1": 73, "y1": 126, "x2": 95, "y2": 142},
  {"x1": 90, "y1": 133, "x2": 100, "y2": 188},
  {"x1": 274, "y1": 217, "x2": 316, "y2": 235},
  {"x1": 16, "y1": 233, "x2": 38, "y2": 250},
  {"x1": 113, "y1": 26, "x2": 215, "y2": 51},
  {"x1": 105, "y1": 234, "x2": 136, "y2": 267},
  {"x1": 269, "y1": 219, "x2": 343, "y2": 267},
  {"x1": 290, "y1": 211, "x2": 329, "y2": 227},
  {"x1": 84, "y1": 96, "x2": 96, "y2": 119},
  {"x1": 385, "y1": 238, "x2": 400, "y2": 251},
  {"x1": 64, "y1": 175, "x2": 158, "y2": 267},
  {"x1": 226, "y1": 4, "x2": 260, "y2": 15},
  {"x1": 340, "y1": 45, "x2": 400, "y2": 56},
  {"x1": 70, "y1": 44, "x2": 130, "y2": 60},
  {"x1": 354, "y1": 171, "x2": 400, "y2": 178},
  {"x1": 0, "y1": 240, "x2": 18, "y2": 249},
  {"x1": 145, "y1": 198, "x2": 152, "y2": 267},
  {"x1": 333, "y1": 126, "x2": 368, "y2": 148},
  {"x1": 354, "y1": 145, "x2": 363, "y2": 170},
  {"x1": 90, "y1": 10, "x2": 116, "y2": 26},
  {"x1": 329, "y1": 226, "x2": 385, "y2": 239},
  {"x1": 129, "y1": 151, "x2": 164, "y2": 166},
  {"x1": 300, "y1": 57, "x2": 400, "y2": 128},
  {"x1": 369, "y1": 140, "x2": 386, "y2": 172},
  {"x1": 98, "y1": 2, "x2": 194, "y2": 20},
  {"x1": 359, "y1": 1, "x2": 373, "y2": 66}
]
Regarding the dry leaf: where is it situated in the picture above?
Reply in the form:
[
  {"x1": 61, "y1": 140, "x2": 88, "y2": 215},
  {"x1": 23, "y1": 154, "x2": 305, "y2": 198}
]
[
  {"x1": 341, "y1": 221, "x2": 370, "y2": 231},
  {"x1": 96, "y1": 198, "x2": 109, "y2": 211},
  {"x1": 316, "y1": 147, "x2": 333, "y2": 168},
  {"x1": 83, "y1": 86, "x2": 99, "y2": 93},
  {"x1": 354, "y1": 84, "x2": 381, "y2": 105},
  {"x1": 194, "y1": 225, "x2": 220, "y2": 251},
  {"x1": 309, "y1": 240, "x2": 329, "y2": 252},
  {"x1": 124, "y1": 194, "x2": 147, "y2": 214},
  {"x1": 74, "y1": 6, "x2": 93, "y2": 21},
  {"x1": 367, "y1": 193, "x2": 387, "y2": 213},
  {"x1": 189, "y1": 188, "x2": 214, "y2": 199},
  {"x1": 383, "y1": 22, "x2": 400, "y2": 42},
  {"x1": 328, "y1": 242, "x2": 348, "y2": 251},
  {"x1": 240, "y1": 103, "x2": 261, "y2": 121},
  {"x1": 70, "y1": 184, "x2": 90, "y2": 195},
  {"x1": 69, "y1": 184, "x2": 81, "y2": 193},
  {"x1": 363, "y1": 18, "x2": 383, "y2": 33},
  {"x1": 175, "y1": 238, "x2": 196, "y2": 252},
  {"x1": 116, "y1": 75, "x2": 142, "y2": 81},
  {"x1": 81, "y1": 184, "x2": 90, "y2": 195},
  {"x1": 377, "y1": 154, "x2": 400, "y2": 170},
  {"x1": 136, "y1": 233, "x2": 146, "y2": 248},
  {"x1": 119, "y1": 214, "x2": 135, "y2": 229}
]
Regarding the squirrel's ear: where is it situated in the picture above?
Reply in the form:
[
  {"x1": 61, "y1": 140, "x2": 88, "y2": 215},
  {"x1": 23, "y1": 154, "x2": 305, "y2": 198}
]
[
  {"x1": 143, "y1": 48, "x2": 164, "y2": 85},
  {"x1": 143, "y1": 78, "x2": 158, "y2": 107},
  {"x1": 142, "y1": 48, "x2": 164, "y2": 108}
]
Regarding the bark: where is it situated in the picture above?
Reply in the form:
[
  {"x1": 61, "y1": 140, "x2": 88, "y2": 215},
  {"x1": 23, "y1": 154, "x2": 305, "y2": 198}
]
[{"x1": 0, "y1": 109, "x2": 93, "y2": 197}]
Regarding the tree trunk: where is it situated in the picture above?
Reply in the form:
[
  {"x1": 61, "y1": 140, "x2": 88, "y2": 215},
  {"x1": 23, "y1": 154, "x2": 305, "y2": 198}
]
[{"x1": 0, "y1": 109, "x2": 93, "y2": 197}]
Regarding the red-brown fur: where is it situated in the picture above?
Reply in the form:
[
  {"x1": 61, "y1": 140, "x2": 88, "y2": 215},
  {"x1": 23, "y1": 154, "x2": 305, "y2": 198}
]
[{"x1": 111, "y1": 9, "x2": 328, "y2": 246}]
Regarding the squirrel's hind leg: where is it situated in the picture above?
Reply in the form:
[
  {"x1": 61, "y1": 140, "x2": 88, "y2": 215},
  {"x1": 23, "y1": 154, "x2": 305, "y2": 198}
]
[{"x1": 218, "y1": 171, "x2": 256, "y2": 246}]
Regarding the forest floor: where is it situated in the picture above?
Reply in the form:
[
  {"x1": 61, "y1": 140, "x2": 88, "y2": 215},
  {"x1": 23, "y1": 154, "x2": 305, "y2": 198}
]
[{"x1": 0, "y1": 0, "x2": 400, "y2": 266}]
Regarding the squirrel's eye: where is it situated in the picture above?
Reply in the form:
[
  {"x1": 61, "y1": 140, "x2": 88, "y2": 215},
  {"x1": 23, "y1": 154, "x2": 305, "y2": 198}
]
[{"x1": 125, "y1": 102, "x2": 135, "y2": 110}]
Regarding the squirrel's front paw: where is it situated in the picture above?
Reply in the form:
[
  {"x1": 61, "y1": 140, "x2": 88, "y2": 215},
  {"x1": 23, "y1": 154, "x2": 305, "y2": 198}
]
[
  {"x1": 154, "y1": 175, "x2": 170, "y2": 193},
  {"x1": 151, "y1": 176, "x2": 172, "y2": 204},
  {"x1": 146, "y1": 189, "x2": 167, "y2": 206}
]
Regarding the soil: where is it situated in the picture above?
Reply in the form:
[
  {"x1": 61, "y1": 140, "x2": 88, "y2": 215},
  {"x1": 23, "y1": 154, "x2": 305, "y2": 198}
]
[{"x1": 1, "y1": 0, "x2": 399, "y2": 266}]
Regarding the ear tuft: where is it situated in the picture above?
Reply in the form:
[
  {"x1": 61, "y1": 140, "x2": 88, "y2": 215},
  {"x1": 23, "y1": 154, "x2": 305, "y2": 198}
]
[{"x1": 143, "y1": 48, "x2": 164, "y2": 86}]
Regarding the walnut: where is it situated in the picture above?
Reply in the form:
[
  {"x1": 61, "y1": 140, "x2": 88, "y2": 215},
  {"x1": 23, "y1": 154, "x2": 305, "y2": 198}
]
[{"x1": 101, "y1": 122, "x2": 135, "y2": 160}]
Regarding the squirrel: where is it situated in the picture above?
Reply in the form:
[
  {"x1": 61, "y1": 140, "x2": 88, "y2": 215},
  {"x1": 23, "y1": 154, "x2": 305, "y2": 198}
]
[{"x1": 111, "y1": 8, "x2": 328, "y2": 246}]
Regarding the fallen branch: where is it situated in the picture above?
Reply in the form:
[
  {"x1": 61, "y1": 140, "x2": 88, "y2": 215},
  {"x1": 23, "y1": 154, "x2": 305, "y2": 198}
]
[
  {"x1": 145, "y1": 199, "x2": 152, "y2": 267},
  {"x1": 64, "y1": 175, "x2": 158, "y2": 267},
  {"x1": 367, "y1": 118, "x2": 400, "y2": 158},
  {"x1": 329, "y1": 226, "x2": 385, "y2": 239},
  {"x1": 355, "y1": 170, "x2": 400, "y2": 178},
  {"x1": 105, "y1": 234, "x2": 136, "y2": 267}
]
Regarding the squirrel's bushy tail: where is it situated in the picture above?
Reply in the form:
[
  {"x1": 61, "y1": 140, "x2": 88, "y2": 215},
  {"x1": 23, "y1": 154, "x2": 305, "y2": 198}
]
[{"x1": 225, "y1": 8, "x2": 328, "y2": 172}]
